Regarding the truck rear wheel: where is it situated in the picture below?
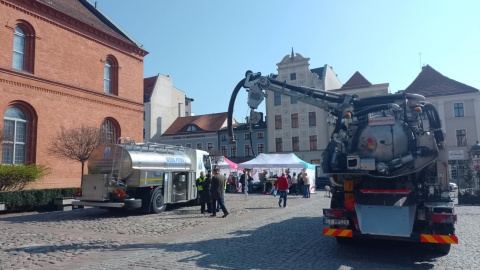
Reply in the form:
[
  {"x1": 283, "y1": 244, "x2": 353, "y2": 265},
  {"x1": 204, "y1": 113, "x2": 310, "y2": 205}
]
[
  {"x1": 151, "y1": 190, "x2": 167, "y2": 214},
  {"x1": 432, "y1": 243, "x2": 451, "y2": 255}
]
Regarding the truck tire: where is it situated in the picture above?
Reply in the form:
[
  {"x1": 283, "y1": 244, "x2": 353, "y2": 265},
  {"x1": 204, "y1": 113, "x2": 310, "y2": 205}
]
[
  {"x1": 151, "y1": 189, "x2": 167, "y2": 214},
  {"x1": 335, "y1": 236, "x2": 351, "y2": 245},
  {"x1": 432, "y1": 243, "x2": 451, "y2": 255}
]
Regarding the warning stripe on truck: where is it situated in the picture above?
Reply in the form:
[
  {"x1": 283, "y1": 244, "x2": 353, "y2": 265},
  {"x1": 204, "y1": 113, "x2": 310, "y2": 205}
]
[
  {"x1": 323, "y1": 228, "x2": 353, "y2": 237},
  {"x1": 420, "y1": 234, "x2": 458, "y2": 244}
]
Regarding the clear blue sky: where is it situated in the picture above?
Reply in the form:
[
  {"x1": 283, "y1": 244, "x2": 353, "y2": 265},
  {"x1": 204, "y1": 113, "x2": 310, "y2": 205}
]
[{"x1": 94, "y1": 0, "x2": 480, "y2": 122}]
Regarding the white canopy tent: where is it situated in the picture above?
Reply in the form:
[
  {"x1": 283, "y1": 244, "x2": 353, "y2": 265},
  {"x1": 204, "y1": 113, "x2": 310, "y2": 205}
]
[
  {"x1": 238, "y1": 153, "x2": 316, "y2": 194},
  {"x1": 238, "y1": 153, "x2": 315, "y2": 169}
]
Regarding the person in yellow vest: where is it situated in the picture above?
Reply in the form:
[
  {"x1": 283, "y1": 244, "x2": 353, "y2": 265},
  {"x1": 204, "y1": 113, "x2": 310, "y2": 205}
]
[{"x1": 196, "y1": 171, "x2": 208, "y2": 214}]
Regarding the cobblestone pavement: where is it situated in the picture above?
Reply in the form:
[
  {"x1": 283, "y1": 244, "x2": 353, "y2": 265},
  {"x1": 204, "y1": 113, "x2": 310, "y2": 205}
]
[{"x1": 0, "y1": 191, "x2": 478, "y2": 270}]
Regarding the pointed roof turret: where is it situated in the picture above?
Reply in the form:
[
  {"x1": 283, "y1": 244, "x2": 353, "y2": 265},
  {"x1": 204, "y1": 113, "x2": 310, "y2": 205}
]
[{"x1": 291, "y1": 47, "x2": 295, "y2": 59}]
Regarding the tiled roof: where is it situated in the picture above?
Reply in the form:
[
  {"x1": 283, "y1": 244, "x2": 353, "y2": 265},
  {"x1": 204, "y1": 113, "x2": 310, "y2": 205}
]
[
  {"x1": 341, "y1": 71, "x2": 372, "y2": 89},
  {"x1": 163, "y1": 112, "x2": 232, "y2": 135},
  {"x1": 36, "y1": 0, "x2": 142, "y2": 48},
  {"x1": 404, "y1": 65, "x2": 479, "y2": 97},
  {"x1": 143, "y1": 75, "x2": 157, "y2": 96}
]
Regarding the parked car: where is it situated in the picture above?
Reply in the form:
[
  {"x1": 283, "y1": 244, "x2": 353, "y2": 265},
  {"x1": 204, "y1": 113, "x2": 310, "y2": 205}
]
[{"x1": 449, "y1": 183, "x2": 458, "y2": 191}]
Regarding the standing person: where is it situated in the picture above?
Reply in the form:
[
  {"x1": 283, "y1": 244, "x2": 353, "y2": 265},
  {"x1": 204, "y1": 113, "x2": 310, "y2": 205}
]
[
  {"x1": 275, "y1": 172, "x2": 289, "y2": 208},
  {"x1": 290, "y1": 172, "x2": 298, "y2": 195},
  {"x1": 298, "y1": 171, "x2": 304, "y2": 197},
  {"x1": 196, "y1": 171, "x2": 207, "y2": 213},
  {"x1": 258, "y1": 170, "x2": 268, "y2": 194},
  {"x1": 201, "y1": 173, "x2": 212, "y2": 214},
  {"x1": 285, "y1": 170, "x2": 292, "y2": 194},
  {"x1": 247, "y1": 171, "x2": 254, "y2": 193},
  {"x1": 210, "y1": 168, "x2": 229, "y2": 218},
  {"x1": 239, "y1": 171, "x2": 246, "y2": 193},
  {"x1": 302, "y1": 171, "x2": 311, "y2": 198}
]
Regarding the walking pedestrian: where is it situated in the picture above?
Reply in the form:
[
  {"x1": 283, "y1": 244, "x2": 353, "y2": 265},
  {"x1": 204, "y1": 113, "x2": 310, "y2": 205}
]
[
  {"x1": 275, "y1": 172, "x2": 289, "y2": 208},
  {"x1": 216, "y1": 174, "x2": 227, "y2": 212},
  {"x1": 210, "y1": 168, "x2": 229, "y2": 218}
]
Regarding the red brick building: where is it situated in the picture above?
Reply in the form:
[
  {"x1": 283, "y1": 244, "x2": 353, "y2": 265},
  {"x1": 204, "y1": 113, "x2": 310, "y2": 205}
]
[{"x1": 0, "y1": 0, "x2": 147, "y2": 188}]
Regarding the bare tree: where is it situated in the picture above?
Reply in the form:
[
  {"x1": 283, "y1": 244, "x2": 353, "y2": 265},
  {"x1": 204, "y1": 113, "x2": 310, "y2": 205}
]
[{"x1": 49, "y1": 125, "x2": 101, "y2": 180}]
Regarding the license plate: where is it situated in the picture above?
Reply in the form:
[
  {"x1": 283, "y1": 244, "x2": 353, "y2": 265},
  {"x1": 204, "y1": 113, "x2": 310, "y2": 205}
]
[{"x1": 324, "y1": 218, "x2": 349, "y2": 226}]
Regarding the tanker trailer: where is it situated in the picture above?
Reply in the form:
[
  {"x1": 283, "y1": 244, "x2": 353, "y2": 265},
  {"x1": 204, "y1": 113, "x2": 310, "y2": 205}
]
[{"x1": 73, "y1": 142, "x2": 212, "y2": 213}]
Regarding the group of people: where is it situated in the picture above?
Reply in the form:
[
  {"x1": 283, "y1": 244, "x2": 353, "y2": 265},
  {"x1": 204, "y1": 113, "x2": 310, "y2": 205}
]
[
  {"x1": 196, "y1": 168, "x2": 311, "y2": 214},
  {"x1": 195, "y1": 169, "x2": 229, "y2": 218},
  {"x1": 274, "y1": 170, "x2": 311, "y2": 208}
]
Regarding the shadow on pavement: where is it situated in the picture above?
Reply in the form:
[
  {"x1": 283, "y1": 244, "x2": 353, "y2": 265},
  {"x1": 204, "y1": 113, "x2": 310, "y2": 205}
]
[{"x1": 6, "y1": 215, "x2": 446, "y2": 269}]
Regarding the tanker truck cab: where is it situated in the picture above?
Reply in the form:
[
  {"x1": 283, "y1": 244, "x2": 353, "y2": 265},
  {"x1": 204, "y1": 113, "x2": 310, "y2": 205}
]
[{"x1": 73, "y1": 142, "x2": 212, "y2": 214}]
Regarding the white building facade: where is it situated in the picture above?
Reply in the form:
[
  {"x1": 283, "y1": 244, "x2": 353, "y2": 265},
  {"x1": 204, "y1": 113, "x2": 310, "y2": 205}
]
[
  {"x1": 266, "y1": 52, "x2": 342, "y2": 164},
  {"x1": 144, "y1": 74, "x2": 192, "y2": 142}
]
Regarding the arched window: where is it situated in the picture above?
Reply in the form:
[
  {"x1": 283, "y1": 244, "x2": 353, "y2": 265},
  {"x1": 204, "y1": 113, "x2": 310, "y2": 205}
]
[
  {"x1": 104, "y1": 55, "x2": 118, "y2": 95},
  {"x1": 2, "y1": 108, "x2": 27, "y2": 164},
  {"x1": 100, "y1": 118, "x2": 120, "y2": 144},
  {"x1": 13, "y1": 27, "x2": 26, "y2": 70},
  {"x1": 12, "y1": 21, "x2": 35, "y2": 73}
]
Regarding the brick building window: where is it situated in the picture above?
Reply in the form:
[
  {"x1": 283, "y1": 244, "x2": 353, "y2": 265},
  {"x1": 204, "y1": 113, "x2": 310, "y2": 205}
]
[
  {"x1": 276, "y1": 138, "x2": 283, "y2": 152},
  {"x1": 100, "y1": 118, "x2": 120, "y2": 144},
  {"x1": 257, "y1": 132, "x2": 264, "y2": 139},
  {"x1": 12, "y1": 21, "x2": 36, "y2": 73},
  {"x1": 291, "y1": 113, "x2": 299, "y2": 128},
  {"x1": 292, "y1": 136, "x2": 299, "y2": 151},
  {"x1": 290, "y1": 73, "x2": 297, "y2": 80},
  {"x1": 196, "y1": 143, "x2": 202, "y2": 149},
  {"x1": 2, "y1": 103, "x2": 38, "y2": 165},
  {"x1": 208, "y1": 142, "x2": 213, "y2": 151},
  {"x1": 104, "y1": 55, "x2": 119, "y2": 95},
  {"x1": 275, "y1": 115, "x2": 282, "y2": 129},
  {"x1": 2, "y1": 108, "x2": 27, "y2": 164},
  {"x1": 221, "y1": 146, "x2": 227, "y2": 156},
  {"x1": 258, "y1": 143, "x2": 264, "y2": 154},
  {"x1": 309, "y1": 112, "x2": 316, "y2": 126},
  {"x1": 244, "y1": 133, "x2": 251, "y2": 140},
  {"x1": 309, "y1": 135, "x2": 317, "y2": 150}
]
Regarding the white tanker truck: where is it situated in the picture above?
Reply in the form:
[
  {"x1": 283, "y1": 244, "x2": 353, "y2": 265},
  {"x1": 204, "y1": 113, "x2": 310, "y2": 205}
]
[{"x1": 73, "y1": 141, "x2": 211, "y2": 213}]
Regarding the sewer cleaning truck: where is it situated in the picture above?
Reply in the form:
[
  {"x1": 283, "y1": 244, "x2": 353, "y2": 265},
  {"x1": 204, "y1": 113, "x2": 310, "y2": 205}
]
[{"x1": 227, "y1": 71, "x2": 457, "y2": 254}]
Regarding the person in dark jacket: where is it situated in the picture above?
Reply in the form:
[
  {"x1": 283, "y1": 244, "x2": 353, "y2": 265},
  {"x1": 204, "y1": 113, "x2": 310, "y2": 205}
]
[
  {"x1": 210, "y1": 168, "x2": 229, "y2": 218},
  {"x1": 201, "y1": 173, "x2": 212, "y2": 214}
]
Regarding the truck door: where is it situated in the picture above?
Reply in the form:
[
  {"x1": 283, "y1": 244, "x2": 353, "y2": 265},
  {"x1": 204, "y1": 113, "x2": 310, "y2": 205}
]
[
  {"x1": 187, "y1": 171, "x2": 197, "y2": 201},
  {"x1": 172, "y1": 172, "x2": 188, "y2": 202}
]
